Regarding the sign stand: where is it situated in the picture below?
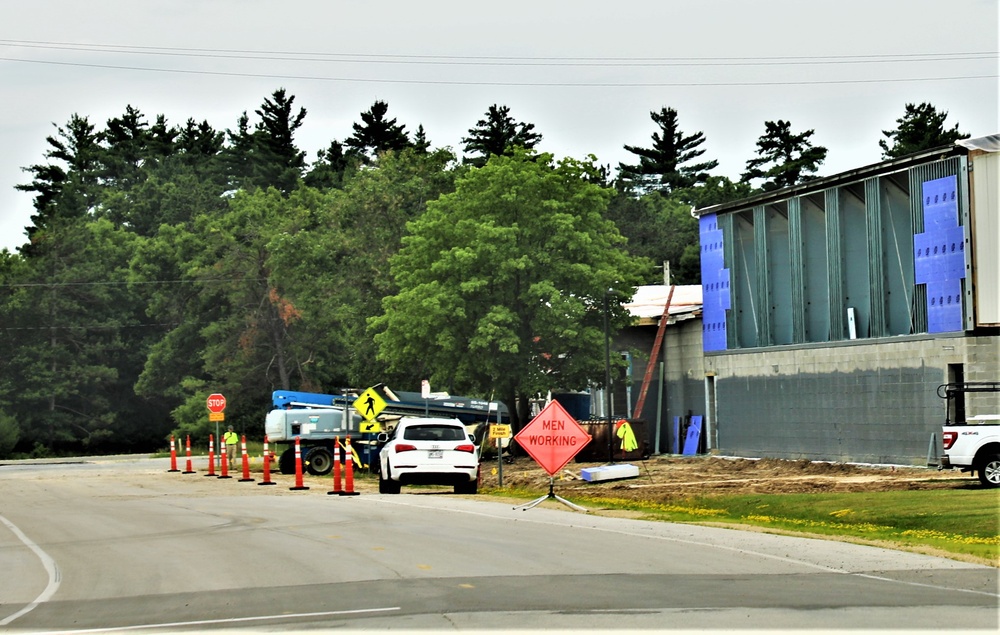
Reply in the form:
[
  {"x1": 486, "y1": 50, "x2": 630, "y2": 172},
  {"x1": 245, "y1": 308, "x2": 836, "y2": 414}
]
[{"x1": 514, "y1": 476, "x2": 587, "y2": 512}]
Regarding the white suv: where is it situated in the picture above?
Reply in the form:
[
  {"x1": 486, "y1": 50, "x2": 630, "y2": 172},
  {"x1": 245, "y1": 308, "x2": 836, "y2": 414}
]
[{"x1": 376, "y1": 417, "x2": 480, "y2": 494}]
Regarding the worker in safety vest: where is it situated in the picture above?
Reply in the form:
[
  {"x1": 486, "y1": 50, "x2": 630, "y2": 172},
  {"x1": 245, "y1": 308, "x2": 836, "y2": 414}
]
[{"x1": 223, "y1": 425, "x2": 240, "y2": 469}]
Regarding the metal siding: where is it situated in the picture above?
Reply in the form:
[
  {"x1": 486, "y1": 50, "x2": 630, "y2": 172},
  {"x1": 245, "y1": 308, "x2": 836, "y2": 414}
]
[
  {"x1": 865, "y1": 177, "x2": 887, "y2": 338},
  {"x1": 825, "y1": 189, "x2": 845, "y2": 339},
  {"x1": 970, "y1": 152, "x2": 1000, "y2": 325},
  {"x1": 753, "y1": 206, "x2": 771, "y2": 346},
  {"x1": 766, "y1": 203, "x2": 793, "y2": 345},
  {"x1": 788, "y1": 198, "x2": 806, "y2": 343},
  {"x1": 801, "y1": 195, "x2": 830, "y2": 341}
]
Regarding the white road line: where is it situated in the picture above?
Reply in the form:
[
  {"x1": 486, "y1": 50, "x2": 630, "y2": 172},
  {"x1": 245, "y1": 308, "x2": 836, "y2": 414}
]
[
  {"x1": 0, "y1": 514, "x2": 62, "y2": 626},
  {"x1": 44, "y1": 606, "x2": 401, "y2": 633}
]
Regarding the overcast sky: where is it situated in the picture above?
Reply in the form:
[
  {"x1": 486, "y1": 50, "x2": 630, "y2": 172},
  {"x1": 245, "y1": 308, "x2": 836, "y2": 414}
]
[{"x1": 1, "y1": 0, "x2": 997, "y2": 253}]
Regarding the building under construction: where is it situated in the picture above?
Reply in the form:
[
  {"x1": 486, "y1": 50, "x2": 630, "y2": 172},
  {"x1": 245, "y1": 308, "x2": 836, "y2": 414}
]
[{"x1": 686, "y1": 136, "x2": 1000, "y2": 465}]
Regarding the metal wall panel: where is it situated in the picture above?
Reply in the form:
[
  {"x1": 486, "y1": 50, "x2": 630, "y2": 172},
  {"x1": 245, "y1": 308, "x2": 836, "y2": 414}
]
[
  {"x1": 801, "y1": 195, "x2": 830, "y2": 341},
  {"x1": 970, "y1": 152, "x2": 1000, "y2": 325},
  {"x1": 840, "y1": 186, "x2": 870, "y2": 338},
  {"x1": 865, "y1": 177, "x2": 887, "y2": 337},
  {"x1": 766, "y1": 203, "x2": 793, "y2": 345},
  {"x1": 825, "y1": 189, "x2": 845, "y2": 339}
]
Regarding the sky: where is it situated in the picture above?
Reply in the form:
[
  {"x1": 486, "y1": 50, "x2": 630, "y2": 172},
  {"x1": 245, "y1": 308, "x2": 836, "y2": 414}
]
[{"x1": 1, "y1": 0, "x2": 997, "y2": 253}]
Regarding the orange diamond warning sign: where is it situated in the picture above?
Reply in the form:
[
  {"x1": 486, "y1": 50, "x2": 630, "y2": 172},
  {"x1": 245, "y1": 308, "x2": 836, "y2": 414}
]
[{"x1": 514, "y1": 400, "x2": 592, "y2": 476}]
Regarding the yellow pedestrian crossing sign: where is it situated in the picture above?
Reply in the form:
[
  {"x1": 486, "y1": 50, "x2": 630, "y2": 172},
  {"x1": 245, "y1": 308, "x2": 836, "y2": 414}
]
[
  {"x1": 360, "y1": 419, "x2": 382, "y2": 433},
  {"x1": 355, "y1": 387, "x2": 386, "y2": 421}
]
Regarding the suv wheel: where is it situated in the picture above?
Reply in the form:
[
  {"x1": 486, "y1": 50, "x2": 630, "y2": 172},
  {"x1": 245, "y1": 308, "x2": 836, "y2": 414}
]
[{"x1": 379, "y1": 469, "x2": 401, "y2": 494}]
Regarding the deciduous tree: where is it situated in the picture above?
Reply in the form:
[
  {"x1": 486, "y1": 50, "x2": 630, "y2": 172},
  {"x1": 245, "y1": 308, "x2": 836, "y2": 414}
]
[{"x1": 370, "y1": 150, "x2": 648, "y2": 427}]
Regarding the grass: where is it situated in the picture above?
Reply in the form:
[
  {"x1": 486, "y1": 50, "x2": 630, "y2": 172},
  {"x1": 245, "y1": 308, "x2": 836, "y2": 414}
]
[{"x1": 483, "y1": 485, "x2": 999, "y2": 565}]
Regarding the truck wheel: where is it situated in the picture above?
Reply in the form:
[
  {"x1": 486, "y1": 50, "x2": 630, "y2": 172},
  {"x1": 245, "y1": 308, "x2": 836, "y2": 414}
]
[
  {"x1": 278, "y1": 448, "x2": 296, "y2": 475},
  {"x1": 304, "y1": 447, "x2": 333, "y2": 476},
  {"x1": 977, "y1": 454, "x2": 1000, "y2": 488},
  {"x1": 379, "y1": 470, "x2": 400, "y2": 494}
]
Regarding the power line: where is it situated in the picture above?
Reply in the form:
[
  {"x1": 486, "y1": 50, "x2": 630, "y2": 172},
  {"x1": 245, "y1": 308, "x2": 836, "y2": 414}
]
[
  {"x1": 0, "y1": 38, "x2": 995, "y2": 67},
  {"x1": 0, "y1": 56, "x2": 994, "y2": 88}
]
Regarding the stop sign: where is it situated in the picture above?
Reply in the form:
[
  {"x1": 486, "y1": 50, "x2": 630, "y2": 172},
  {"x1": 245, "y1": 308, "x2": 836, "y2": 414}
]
[
  {"x1": 514, "y1": 400, "x2": 591, "y2": 476},
  {"x1": 206, "y1": 393, "x2": 227, "y2": 413}
]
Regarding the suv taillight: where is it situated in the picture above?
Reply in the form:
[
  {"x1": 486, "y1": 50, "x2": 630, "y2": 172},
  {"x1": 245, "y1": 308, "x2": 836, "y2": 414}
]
[
  {"x1": 394, "y1": 443, "x2": 417, "y2": 453},
  {"x1": 942, "y1": 431, "x2": 957, "y2": 450},
  {"x1": 455, "y1": 444, "x2": 476, "y2": 453}
]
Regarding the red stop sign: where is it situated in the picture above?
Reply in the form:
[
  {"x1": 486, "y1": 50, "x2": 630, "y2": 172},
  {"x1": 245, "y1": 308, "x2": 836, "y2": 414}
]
[
  {"x1": 514, "y1": 400, "x2": 591, "y2": 476},
  {"x1": 206, "y1": 393, "x2": 227, "y2": 413}
]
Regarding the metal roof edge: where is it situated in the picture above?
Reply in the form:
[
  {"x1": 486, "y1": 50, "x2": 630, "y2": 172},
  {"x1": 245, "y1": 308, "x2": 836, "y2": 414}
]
[{"x1": 692, "y1": 141, "x2": 976, "y2": 218}]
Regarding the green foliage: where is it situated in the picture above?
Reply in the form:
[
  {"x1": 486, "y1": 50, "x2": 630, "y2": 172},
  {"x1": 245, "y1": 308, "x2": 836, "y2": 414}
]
[
  {"x1": 0, "y1": 410, "x2": 20, "y2": 457},
  {"x1": 741, "y1": 120, "x2": 828, "y2": 191},
  {"x1": 604, "y1": 191, "x2": 701, "y2": 284},
  {"x1": 370, "y1": 150, "x2": 649, "y2": 425},
  {"x1": 461, "y1": 104, "x2": 542, "y2": 167},
  {"x1": 879, "y1": 102, "x2": 970, "y2": 159},
  {"x1": 618, "y1": 107, "x2": 718, "y2": 194}
]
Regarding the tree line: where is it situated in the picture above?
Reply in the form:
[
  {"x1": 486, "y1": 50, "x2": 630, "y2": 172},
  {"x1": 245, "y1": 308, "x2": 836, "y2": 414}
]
[{"x1": 0, "y1": 90, "x2": 969, "y2": 457}]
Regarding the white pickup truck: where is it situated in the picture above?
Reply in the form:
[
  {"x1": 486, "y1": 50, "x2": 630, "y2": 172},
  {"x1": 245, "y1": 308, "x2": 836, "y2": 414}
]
[{"x1": 938, "y1": 382, "x2": 1000, "y2": 488}]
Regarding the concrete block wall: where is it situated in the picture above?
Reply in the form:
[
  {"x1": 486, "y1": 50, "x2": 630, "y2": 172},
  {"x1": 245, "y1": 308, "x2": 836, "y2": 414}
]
[{"x1": 703, "y1": 333, "x2": 997, "y2": 465}]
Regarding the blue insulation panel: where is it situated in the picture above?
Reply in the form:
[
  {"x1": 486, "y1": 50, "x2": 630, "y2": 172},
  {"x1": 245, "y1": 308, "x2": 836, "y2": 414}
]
[
  {"x1": 682, "y1": 415, "x2": 703, "y2": 455},
  {"x1": 700, "y1": 214, "x2": 729, "y2": 351},
  {"x1": 914, "y1": 176, "x2": 964, "y2": 333}
]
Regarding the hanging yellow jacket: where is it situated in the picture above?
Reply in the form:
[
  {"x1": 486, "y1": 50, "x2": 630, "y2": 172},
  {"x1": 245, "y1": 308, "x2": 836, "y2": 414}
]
[{"x1": 616, "y1": 421, "x2": 638, "y2": 452}]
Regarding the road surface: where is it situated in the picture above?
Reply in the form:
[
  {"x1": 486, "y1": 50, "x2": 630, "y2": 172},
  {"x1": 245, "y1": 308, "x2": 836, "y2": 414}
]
[{"x1": 0, "y1": 456, "x2": 995, "y2": 632}]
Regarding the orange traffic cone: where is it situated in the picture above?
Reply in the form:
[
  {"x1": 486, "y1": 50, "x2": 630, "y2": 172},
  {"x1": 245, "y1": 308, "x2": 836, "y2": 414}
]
[
  {"x1": 340, "y1": 436, "x2": 360, "y2": 497},
  {"x1": 327, "y1": 436, "x2": 342, "y2": 495},
  {"x1": 168, "y1": 435, "x2": 179, "y2": 472},
  {"x1": 238, "y1": 435, "x2": 254, "y2": 482},
  {"x1": 290, "y1": 436, "x2": 309, "y2": 491},
  {"x1": 218, "y1": 440, "x2": 232, "y2": 479},
  {"x1": 183, "y1": 435, "x2": 195, "y2": 474},
  {"x1": 206, "y1": 434, "x2": 216, "y2": 476},
  {"x1": 259, "y1": 435, "x2": 275, "y2": 486}
]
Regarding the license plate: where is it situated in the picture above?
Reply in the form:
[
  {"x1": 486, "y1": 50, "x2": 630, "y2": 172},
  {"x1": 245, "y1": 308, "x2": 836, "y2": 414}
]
[{"x1": 428, "y1": 450, "x2": 443, "y2": 459}]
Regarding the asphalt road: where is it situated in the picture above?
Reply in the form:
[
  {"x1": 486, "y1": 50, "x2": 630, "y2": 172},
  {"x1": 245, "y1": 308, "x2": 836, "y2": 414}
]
[{"x1": 0, "y1": 456, "x2": 996, "y2": 633}]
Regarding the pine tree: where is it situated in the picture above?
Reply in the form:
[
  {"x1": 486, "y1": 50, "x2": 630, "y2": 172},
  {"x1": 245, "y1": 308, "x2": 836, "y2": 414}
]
[
  {"x1": 461, "y1": 104, "x2": 541, "y2": 167},
  {"x1": 345, "y1": 100, "x2": 411, "y2": 161},
  {"x1": 253, "y1": 89, "x2": 308, "y2": 193},
  {"x1": 618, "y1": 107, "x2": 717, "y2": 194},
  {"x1": 879, "y1": 102, "x2": 970, "y2": 159},
  {"x1": 741, "y1": 120, "x2": 827, "y2": 191}
]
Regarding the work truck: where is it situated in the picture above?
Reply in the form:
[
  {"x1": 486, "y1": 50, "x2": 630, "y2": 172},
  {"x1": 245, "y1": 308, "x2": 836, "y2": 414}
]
[
  {"x1": 938, "y1": 381, "x2": 1000, "y2": 487},
  {"x1": 264, "y1": 385, "x2": 508, "y2": 475}
]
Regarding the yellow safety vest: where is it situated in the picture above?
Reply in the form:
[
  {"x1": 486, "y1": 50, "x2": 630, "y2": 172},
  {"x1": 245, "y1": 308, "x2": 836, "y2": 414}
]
[{"x1": 223, "y1": 432, "x2": 239, "y2": 449}]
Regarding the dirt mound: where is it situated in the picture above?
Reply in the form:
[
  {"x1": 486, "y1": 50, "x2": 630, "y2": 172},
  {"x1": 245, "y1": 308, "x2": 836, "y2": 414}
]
[{"x1": 478, "y1": 454, "x2": 970, "y2": 500}]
